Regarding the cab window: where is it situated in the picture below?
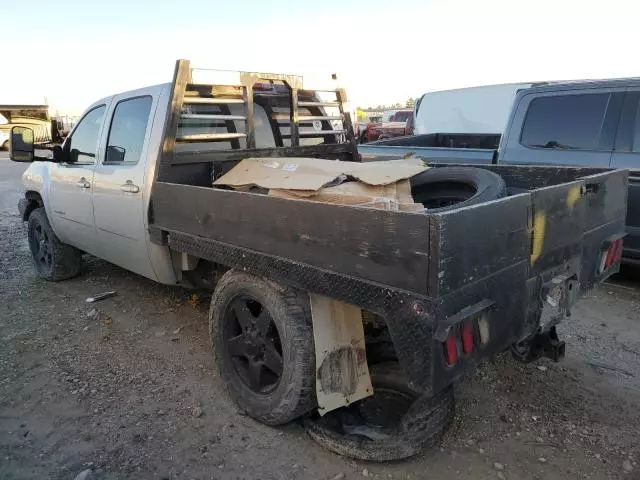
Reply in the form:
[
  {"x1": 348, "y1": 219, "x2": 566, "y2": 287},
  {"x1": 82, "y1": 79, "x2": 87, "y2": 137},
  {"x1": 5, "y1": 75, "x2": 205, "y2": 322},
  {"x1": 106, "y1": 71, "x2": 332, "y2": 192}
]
[
  {"x1": 105, "y1": 96, "x2": 153, "y2": 165},
  {"x1": 66, "y1": 105, "x2": 106, "y2": 164},
  {"x1": 520, "y1": 94, "x2": 610, "y2": 151}
]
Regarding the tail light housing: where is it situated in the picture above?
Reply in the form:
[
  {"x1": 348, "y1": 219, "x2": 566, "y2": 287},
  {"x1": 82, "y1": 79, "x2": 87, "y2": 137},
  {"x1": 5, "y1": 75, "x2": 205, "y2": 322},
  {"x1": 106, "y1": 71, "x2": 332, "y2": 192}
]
[
  {"x1": 438, "y1": 300, "x2": 493, "y2": 367},
  {"x1": 443, "y1": 317, "x2": 488, "y2": 366},
  {"x1": 444, "y1": 335, "x2": 458, "y2": 366},
  {"x1": 461, "y1": 323, "x2": 474, "y2": 354},
  {"x1": 599, "y1": 238, "x2": 624, "y2": 274}
]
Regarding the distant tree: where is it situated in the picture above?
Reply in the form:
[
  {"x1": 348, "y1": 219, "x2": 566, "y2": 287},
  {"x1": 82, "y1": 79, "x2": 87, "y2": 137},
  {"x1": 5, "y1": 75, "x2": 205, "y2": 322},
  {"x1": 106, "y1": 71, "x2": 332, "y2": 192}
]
[{"x1": 405, "y1": 97, "x2": 416, "y2": 108}]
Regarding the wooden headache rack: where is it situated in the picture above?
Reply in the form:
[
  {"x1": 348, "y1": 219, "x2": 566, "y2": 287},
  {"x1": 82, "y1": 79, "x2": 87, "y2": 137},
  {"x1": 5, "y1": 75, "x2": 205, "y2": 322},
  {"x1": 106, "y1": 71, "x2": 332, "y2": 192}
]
[{"x1": 160, "y1": 59, "x2": 358, "y2": 167}]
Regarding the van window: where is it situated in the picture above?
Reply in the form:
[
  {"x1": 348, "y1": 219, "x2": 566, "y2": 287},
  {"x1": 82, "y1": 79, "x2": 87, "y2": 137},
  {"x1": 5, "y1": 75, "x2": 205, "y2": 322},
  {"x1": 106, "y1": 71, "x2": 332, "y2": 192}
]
[{"x1": 521, "y1": 93, "x2": 610, "y2": 151}]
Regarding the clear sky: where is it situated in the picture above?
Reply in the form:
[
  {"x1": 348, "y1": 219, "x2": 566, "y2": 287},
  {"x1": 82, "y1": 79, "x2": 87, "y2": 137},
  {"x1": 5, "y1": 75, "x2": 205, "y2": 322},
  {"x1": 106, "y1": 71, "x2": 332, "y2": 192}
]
[{"x1": 3, "y1": 0, "x2": 639, "y2": 115}]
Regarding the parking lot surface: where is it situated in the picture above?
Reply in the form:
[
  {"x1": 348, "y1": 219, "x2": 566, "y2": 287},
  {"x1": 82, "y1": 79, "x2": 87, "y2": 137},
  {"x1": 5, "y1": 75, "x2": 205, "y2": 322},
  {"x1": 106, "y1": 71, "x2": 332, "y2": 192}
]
[{"x1": 1, "y1": 155, "x2": 639, "y2": 479}]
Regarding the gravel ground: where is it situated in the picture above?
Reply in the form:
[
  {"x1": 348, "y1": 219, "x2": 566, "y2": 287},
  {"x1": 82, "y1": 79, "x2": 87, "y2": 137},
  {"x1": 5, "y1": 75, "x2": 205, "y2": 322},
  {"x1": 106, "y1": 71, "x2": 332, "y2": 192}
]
[{"x1": 1, "y1": 156, "x2": 639, "y2": 480}]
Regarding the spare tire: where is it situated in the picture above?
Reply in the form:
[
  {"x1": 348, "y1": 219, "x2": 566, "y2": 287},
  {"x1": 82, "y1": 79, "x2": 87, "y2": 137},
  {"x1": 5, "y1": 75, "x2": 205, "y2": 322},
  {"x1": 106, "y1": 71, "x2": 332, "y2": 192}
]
[
  {"x1": 410, "y1": 167, "x2": 506, "y2": 213},
  {"x1": 303, "y1": 363, "x2": 454, "y2": 461}
]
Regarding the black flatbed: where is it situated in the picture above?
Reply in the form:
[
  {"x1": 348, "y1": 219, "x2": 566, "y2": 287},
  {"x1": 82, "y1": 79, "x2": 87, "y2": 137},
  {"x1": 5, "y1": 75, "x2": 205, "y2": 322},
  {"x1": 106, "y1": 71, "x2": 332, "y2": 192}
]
[{"x1": 148, "y1": 60, "x2": 628, "y2": 395}]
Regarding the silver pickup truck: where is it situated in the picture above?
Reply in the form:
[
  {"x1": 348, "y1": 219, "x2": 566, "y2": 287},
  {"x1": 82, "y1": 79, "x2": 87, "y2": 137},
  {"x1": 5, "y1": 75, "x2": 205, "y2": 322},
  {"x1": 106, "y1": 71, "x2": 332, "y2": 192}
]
[
  {"x1": 9, "y1": 60, "x2": 629, "y2": 462},
  {"x1": 358, "y1": 79, "x2": 640, "y2": 266}
]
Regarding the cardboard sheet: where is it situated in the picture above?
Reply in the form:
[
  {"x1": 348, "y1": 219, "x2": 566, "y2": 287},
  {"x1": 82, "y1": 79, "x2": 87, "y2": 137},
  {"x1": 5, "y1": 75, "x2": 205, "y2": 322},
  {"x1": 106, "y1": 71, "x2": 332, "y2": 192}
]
[
  {"x1": 213, "y1": 156, "x2": 428, "y2": 191},
  {"x1": 268, "y1": 179, "x2": 424, "y2": 212}
]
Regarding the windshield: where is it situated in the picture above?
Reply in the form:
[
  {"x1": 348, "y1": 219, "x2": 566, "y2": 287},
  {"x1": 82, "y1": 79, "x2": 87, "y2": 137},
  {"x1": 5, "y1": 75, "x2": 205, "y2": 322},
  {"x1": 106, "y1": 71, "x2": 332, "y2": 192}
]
[
  {"x1": 392, "y1": 111, "x2": 411, "y2": 122},
  {"x1": 382, "y1": 111, "x2": 396, "y2": 122}
]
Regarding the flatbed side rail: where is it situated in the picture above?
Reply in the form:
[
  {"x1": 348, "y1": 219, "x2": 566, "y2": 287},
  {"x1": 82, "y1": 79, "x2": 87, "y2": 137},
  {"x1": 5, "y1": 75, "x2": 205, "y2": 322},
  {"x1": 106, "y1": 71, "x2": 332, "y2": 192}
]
[{"x1": 150, "y1": 181, "x2": 431, "y2": 294}]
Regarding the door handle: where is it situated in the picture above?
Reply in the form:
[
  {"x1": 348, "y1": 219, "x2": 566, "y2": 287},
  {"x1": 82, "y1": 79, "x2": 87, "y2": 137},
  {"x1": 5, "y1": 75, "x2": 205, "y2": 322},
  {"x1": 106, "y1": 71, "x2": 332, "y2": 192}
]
[
  {"x1": 120, "y1": 181, "x2": 140, "y2": 193},
  {"x1": 76, "y1": 178, "x2": 91, "y2": 189}
]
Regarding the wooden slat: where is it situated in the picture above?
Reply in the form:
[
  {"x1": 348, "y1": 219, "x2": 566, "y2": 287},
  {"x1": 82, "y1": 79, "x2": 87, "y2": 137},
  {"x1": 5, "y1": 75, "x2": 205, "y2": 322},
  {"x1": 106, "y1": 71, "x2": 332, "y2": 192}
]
[
  {"x1": 151, "y1": 182, "x2": 431, "y2": 294},
  {"x1": 431, "y1": 194, "x2": 531, "y2": 296}
]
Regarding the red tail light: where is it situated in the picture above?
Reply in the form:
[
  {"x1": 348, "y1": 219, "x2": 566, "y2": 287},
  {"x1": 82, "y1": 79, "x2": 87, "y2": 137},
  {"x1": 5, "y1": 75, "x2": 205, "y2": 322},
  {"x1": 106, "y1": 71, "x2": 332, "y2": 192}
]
[
  {"x1": 600, "y1": 238, "x2": 624, "y2": 273},
  {"x1": 444, "y1": 335, "x2": 458, "y2": 366},
  {"x1": 461, "y1": 323, "x2": 474, "y2": 354}
]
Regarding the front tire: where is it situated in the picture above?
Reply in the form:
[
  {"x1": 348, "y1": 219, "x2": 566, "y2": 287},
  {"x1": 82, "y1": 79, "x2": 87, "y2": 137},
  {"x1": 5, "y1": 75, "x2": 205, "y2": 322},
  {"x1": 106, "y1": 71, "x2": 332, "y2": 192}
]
[
  {"x1": 27, "y1": 208, "x2": 82, "y2": 281},
  {"x1": 210, "y1": 270, "x2": 316, "y2": 425}
]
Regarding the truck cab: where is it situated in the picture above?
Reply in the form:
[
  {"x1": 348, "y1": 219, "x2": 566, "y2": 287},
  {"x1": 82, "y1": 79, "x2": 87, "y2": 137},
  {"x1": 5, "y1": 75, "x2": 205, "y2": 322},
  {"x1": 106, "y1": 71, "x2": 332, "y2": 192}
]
[{"x1": 20, "y1": 85, "x2": 177, "y2": 283}]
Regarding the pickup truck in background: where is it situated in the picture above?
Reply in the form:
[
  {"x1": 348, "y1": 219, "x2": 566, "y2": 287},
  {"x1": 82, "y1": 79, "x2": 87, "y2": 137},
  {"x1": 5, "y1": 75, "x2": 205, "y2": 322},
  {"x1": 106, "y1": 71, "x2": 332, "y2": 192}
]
[
  {"x1": 358, "y1": 79, "x2": 640, "y2": 265},
  {"x1": 9, "y1": 60, "x2": 628, "y2": 461},
  {"x1": 378, "y1": 109, "x2": 413, "y2": 140}
]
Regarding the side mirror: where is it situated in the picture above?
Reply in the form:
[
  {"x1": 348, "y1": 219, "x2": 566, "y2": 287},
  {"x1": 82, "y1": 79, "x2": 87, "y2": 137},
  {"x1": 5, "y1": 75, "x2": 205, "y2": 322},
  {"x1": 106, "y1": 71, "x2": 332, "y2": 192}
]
[
  {"x1": 106, "y1": 145, "x2": 126, "y2": 163},
  {"x1": 10, "y1": 126, "x2": 35, "y2": 162}
]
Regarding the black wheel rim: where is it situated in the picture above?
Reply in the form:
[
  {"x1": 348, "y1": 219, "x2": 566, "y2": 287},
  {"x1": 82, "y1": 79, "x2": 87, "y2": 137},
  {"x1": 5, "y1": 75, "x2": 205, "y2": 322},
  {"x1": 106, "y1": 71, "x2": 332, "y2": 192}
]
[
  {"x1": 222, "y1": 295, "x2": 284, "y2": 394},
  {"x1": 30, "y1": 222, "x2": 53, "y2": 270}
]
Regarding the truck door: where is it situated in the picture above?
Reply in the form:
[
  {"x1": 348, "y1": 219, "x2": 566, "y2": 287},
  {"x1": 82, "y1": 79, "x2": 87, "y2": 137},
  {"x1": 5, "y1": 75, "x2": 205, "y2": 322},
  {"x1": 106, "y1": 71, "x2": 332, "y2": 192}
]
[
  {"x1": 92, "y1": 93, "x2": 158, "y2": 279},
  {"x1": 500, "y1": 89, "x2": 623, "y2": 167},
  {"x1": 48, "y1": 104, "x2": 107, "y2": 254},
  {"x1": 609, "y1": 90, "x2": 640, "y2": 262}
]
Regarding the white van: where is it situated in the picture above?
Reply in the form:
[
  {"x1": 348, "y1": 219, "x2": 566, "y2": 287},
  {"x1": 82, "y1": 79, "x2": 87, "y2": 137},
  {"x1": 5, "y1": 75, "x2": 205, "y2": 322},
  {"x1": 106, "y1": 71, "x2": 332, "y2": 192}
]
[{"x1": 414, "y1": 83, "x2": 535, "y2": 136}]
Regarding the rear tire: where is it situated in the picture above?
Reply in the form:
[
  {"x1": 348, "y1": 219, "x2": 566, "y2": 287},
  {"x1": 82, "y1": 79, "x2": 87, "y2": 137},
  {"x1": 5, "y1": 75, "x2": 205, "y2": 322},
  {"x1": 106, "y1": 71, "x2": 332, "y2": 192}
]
[
  {"x1": 411, "y1": 167, "x2": 506, "y2": 213},
  {"x1": 27, "y1": 207, "x2": 82, "y2": 281},
  {"x1": 209, "y1": 270, "x2": 316, "y2": 425},
  {"x1": 303, "y1": 363, "x2": 455, "y2": 461}
]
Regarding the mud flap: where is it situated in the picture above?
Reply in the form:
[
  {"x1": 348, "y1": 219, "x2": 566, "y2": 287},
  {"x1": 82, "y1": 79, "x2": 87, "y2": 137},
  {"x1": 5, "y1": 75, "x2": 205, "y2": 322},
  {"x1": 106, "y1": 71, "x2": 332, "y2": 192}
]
[{"x1": 309, "y1": 294, "x2": 373, "y2": 415}]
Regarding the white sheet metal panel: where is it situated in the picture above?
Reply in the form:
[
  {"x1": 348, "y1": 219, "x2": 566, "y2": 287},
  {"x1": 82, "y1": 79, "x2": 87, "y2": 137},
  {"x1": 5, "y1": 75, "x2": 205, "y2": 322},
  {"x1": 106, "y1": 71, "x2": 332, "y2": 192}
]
[{"x1": 415, "y1": 83, "x2": 534, "y2": 135}]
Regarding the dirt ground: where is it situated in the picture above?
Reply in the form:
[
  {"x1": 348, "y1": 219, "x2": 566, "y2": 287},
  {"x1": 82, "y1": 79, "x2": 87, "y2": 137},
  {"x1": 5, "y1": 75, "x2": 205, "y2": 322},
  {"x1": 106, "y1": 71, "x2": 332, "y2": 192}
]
[{"x1": 1, "y1": 156, "x2": 639, "y2": 480}]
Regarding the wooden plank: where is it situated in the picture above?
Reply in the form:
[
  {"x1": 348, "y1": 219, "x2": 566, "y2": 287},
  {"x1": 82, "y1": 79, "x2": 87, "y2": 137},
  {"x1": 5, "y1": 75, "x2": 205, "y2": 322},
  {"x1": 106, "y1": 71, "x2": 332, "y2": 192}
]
[
  {"x1": 151, "y1": 182, "x2": 431, "y2": 294},
  {"x1": 581, "y1": 169, "x2": 628, "y2": 232},
  {"x1": 433, "y1": 194, "x2": 531, "y2": 296}
]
